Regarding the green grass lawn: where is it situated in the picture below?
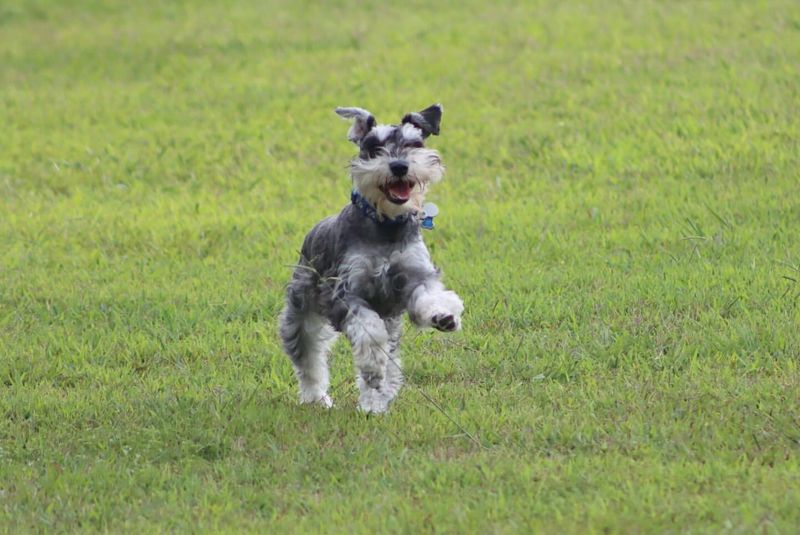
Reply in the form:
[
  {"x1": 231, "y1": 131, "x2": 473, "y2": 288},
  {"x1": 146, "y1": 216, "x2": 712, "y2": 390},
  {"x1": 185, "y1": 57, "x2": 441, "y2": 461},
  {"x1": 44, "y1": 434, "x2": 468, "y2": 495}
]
[{"x1": 2, "y1": 0, "x2": 800, "y2": 532}]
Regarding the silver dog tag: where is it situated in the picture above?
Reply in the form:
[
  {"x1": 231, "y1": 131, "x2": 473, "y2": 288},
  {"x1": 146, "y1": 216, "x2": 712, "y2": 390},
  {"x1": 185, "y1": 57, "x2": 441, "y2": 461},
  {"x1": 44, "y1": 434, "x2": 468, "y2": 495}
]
[{"x1": 421, "y1": 202, "x2": 439, "y2": 230}]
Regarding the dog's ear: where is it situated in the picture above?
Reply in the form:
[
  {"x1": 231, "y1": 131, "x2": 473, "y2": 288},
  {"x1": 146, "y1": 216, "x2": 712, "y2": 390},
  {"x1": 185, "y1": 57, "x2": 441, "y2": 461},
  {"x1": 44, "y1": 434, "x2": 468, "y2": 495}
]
[
  {"x1": 401, "y1": 103, "x2": 443, "y2": 138},
  {"x1": 335, "y1": 107, "x2": 376, "y2": 144}
]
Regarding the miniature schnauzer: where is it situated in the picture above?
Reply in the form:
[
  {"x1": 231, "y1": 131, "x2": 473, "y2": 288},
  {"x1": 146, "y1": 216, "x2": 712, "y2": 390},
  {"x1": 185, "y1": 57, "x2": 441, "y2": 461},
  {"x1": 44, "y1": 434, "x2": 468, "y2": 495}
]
[{"x1": 279, "y1": 104, "x2": 464, "y2": 414}]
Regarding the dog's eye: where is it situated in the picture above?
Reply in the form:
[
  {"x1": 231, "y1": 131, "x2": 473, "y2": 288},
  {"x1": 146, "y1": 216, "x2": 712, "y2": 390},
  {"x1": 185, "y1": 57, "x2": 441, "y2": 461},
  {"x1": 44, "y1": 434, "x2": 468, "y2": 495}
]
[
  {"x1": 406, "y1": 141, "x2": 423, "y2": 149},
  {"x1": 362, "y1": 139, "x2": 382, "y2": 157}
]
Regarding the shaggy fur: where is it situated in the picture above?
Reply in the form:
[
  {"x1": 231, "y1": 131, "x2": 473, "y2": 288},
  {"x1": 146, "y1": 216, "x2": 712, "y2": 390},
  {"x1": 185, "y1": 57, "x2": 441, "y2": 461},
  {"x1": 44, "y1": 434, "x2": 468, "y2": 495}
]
[{"x1": 279, "y1": 104, "x2": 463, "y2": 413}]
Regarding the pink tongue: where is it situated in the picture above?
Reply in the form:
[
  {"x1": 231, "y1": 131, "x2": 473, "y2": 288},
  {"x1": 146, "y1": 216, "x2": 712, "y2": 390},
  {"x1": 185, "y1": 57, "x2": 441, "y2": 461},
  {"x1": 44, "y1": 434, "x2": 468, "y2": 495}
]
[{"x1": 388, "y1": 181, "x2": 411, "y2": 200}]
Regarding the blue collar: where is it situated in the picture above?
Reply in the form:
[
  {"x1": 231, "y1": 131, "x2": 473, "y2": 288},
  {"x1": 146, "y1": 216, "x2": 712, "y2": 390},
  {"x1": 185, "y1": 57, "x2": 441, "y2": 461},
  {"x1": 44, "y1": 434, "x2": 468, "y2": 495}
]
[{"x1": 351, "y1": 189, "x2": 413, "y2": 226}]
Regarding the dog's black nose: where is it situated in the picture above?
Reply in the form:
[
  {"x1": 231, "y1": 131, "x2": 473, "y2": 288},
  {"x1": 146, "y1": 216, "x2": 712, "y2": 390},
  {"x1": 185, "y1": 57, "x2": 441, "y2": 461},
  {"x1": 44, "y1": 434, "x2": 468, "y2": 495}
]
[{"x1": 389, "y1": 160, "x2": 409, "y2": 177}]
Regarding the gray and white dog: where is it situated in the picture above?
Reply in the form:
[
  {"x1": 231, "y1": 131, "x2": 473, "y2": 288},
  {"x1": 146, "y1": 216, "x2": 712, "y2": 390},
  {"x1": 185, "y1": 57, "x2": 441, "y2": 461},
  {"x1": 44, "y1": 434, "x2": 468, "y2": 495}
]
[{"x1": 279, "y1": 104, "x2": 464, "y2": 414}]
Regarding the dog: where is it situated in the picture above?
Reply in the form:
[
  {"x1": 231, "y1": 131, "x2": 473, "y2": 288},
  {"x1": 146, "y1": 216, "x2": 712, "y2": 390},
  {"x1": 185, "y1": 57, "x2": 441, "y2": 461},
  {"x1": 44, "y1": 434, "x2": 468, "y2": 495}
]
[{"x1": 279, "y1": 104, "x2": 464, "y2": 413}]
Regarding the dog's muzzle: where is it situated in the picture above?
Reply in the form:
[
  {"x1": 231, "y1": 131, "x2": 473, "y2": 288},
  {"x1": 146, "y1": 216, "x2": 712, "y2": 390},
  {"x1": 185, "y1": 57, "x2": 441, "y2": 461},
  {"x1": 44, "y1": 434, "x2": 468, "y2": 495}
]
[{"x1": 381, "y1": 159, "x2": 412, "y2": 204}]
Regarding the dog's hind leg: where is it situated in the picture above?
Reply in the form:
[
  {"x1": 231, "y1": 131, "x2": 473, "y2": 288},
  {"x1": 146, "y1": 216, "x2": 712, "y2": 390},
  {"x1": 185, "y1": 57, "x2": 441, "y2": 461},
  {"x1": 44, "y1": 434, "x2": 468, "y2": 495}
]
[{"x1": 280, "y1": 283, "x2": 337, "y2": 408}]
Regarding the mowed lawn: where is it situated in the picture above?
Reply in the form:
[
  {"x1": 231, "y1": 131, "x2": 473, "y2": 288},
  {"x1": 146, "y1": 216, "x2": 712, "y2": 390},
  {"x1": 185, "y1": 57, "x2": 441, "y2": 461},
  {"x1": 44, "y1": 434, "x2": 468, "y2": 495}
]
[{"x1": 2, "y1": 0, "x2": 800, "y2": 532}]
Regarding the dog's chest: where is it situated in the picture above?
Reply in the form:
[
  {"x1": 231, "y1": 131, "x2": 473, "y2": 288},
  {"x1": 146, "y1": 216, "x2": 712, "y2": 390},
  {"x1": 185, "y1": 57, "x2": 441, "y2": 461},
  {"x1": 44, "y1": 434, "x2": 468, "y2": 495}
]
[
  {"x1": 343, "y1": 250, "x2": 403, "y2": 297},
  {"x1": 340, "y1": 242, "x2": 429, "y2": 307}
]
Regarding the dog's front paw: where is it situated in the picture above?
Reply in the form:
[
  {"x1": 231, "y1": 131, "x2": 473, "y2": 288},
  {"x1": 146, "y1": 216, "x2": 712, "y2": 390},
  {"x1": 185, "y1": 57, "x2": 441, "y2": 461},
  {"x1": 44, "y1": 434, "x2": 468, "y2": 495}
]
[
  {"x1": 358, "y1": 388, "x2": 390, "y2": 414},
  {"x1": 416, "y1": 290, "x2": 463, "y2": 332},
  {"x1": 432, "y1": 313, "x2": 460, "y2": 332}
]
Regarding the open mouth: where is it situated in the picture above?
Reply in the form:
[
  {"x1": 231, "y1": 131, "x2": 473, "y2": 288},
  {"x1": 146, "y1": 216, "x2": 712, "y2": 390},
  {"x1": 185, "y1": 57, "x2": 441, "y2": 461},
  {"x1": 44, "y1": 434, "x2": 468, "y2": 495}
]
[{"x1": 381, "y1": 180, "x2": 412, "y2": 204}]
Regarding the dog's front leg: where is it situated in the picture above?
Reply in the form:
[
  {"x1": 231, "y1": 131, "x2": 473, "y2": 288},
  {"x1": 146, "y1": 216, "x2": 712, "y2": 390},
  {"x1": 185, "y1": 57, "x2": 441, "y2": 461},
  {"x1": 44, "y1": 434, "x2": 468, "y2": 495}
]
[
  {"x1": 408, "y1": 279, "x2": 464, "y2": 332},
  {"x1": 334, "y1": 295, "x2": 392, "y2": 413}
]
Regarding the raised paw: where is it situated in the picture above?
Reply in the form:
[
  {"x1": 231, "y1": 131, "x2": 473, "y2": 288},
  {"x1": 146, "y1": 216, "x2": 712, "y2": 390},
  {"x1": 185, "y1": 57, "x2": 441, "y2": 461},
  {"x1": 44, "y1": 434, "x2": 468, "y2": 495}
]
[{"x1": 432, "y1": 313, "x2": 460, "y2": 332}]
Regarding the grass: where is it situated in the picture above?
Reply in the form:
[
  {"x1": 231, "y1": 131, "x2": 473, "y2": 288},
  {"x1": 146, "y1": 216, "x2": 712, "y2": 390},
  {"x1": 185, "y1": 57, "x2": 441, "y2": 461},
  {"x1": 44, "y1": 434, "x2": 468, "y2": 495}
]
[{"x1": 2, "y1": 0, "x2": 800, "y2": 532}]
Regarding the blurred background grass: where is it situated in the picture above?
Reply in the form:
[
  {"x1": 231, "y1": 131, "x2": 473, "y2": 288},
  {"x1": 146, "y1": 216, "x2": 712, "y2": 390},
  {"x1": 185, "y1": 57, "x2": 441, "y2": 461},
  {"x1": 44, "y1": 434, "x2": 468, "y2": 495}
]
[{"x1": 1, "y1": 0, "x2": 799, "y2": 532}]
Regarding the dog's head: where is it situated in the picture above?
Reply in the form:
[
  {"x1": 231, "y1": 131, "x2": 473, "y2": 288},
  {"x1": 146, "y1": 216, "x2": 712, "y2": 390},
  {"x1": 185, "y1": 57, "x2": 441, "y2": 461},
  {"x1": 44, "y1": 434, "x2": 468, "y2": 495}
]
[{"x1": 335, "y1": 104, "x2": 445, "y2": 220}]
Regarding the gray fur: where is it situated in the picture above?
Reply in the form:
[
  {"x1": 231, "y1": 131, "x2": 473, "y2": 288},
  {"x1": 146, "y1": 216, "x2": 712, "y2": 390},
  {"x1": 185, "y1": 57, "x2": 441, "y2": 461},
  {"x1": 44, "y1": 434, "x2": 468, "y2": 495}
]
[{"x1": 283, "y1": 205, "x2": 436, "y2": 332}]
